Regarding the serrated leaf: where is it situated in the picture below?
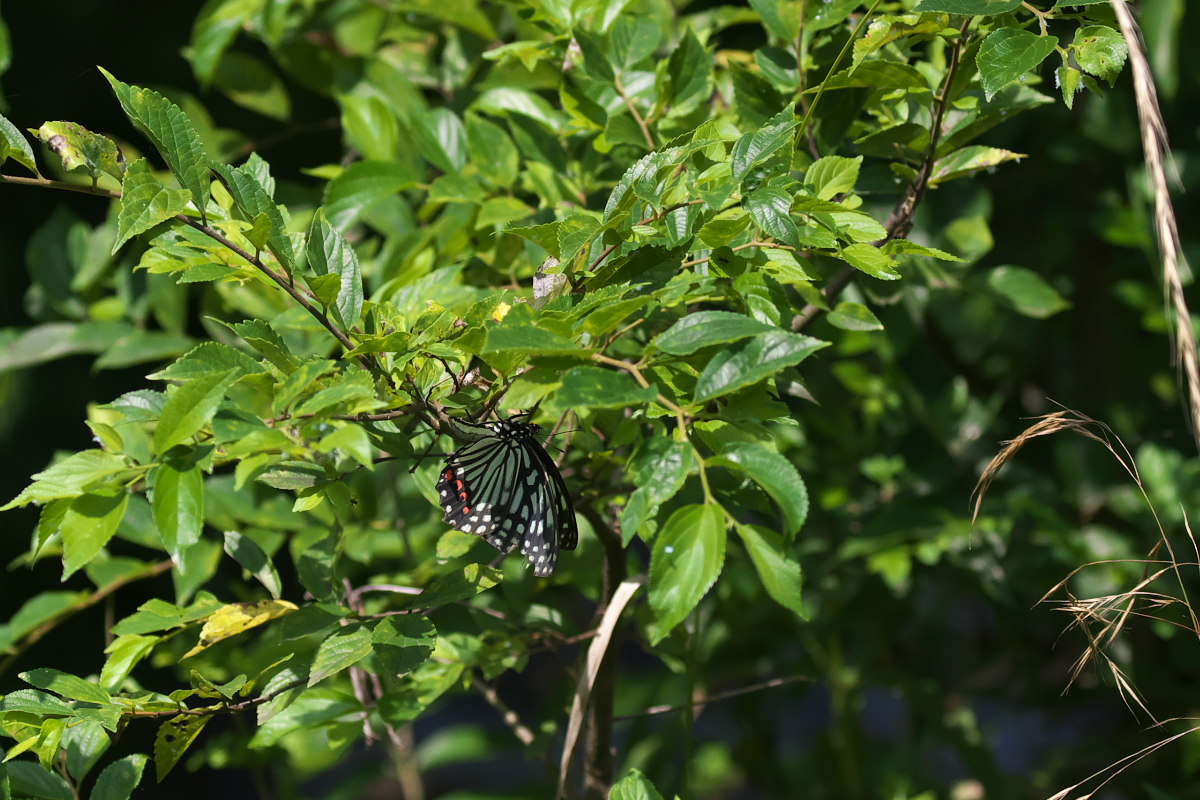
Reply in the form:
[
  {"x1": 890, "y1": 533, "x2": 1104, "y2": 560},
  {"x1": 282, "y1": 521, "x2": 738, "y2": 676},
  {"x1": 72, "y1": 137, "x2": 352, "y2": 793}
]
[
  {"x1": 184, "y1": 599, "x2": 298, "y2": 658},
  {"x1": 708, "y1": 442, "x2": 809, "y2": 538},
  {"x1": 2, "y1": 450, "x2": 133, "y2": 510},
  {"x1": 36, "y1": 121, "x2": 124, "y2": 183},
  {"x1": 154, "y1": 715, "x2": 210, "y2": 782},
  {"x1": 226, "y1": 319, "x2": 296, "y2": 373},
  {"x1": 308, "y1": 625, "x2": 374, "y2": 686},
  {"x1": 976, "y1": 28, "x2": 1059, "y2": 101},
  {"x1": 20, "y1": 668, "x2": 112, "y2": 705},
  {"x1": 654, "y1": 311, "x2": 775, "y2": 356},
  {"x1": 840, "y1": 243, "x2": 900, "y2": 280},
  {"x1": 610, "y1": 769, "x2": 666, "y2": 800},
  {"x1": 63, "y1": 719, "x2": 110, "y2": 782},
  {"x1": 211, "y1": 162, "x2": 294, "y2": 269},
  {"x1": 90, "y1": 754, "x2": 148, "y2": 800},
  {"x1": 154, "y1": 369, "x2": 239, "y2": 453},
  {"x1": 4, "y1": 762, "x2": 73, "y2": 800},
  {"x1": 113, "y1": 158, "x2": 190, "y2": 252},
  {"x1": 0, "y1": 111, "x2": 39, "y2": 175},
  {"x1": 745, "y1": 186, "x2": 800, "y2": 248},
  {"x1": 99, "y1": 68, "x2": 211, "y2": 218},
  {"x1": 806, "y1": 155, "x2": 861, "y2": 200},
  {"x1": 914, "y1": 0, "x2": 1021, "y2": 12},
  {"x1": 694, "y1": 331, "x2": 829, "y2": 403},
  {"x1": 148, "y1": 342, "x2": 263, "y2": 381},
  {"x1": 648, "y1": 504, "x2": 726, "y2": 643},
  {"x1": 305, "y1": 209, "x2": 363, "y2": 332},
  {"x1": 735, "y1": 524, "x2": 806, "y2": 617},
  {"x1": 1073, "y1": 25, "x2": 1127, "y2": 82},
  {"x1": 729, "y1": 108, "x2": 796, "y2": 183}
]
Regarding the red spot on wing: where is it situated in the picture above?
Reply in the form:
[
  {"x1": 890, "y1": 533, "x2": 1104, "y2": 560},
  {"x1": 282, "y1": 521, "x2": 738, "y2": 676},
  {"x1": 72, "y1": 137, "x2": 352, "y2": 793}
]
[{"x1": 463, "y1": 506, "x2": 471, "y2": 514}]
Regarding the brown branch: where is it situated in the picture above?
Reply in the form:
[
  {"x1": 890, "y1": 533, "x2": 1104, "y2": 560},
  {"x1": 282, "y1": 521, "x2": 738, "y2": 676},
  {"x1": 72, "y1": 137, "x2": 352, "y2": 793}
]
[
  {"x1": 472, "y1": 673, "x2": 536, "y2": 746},
  {"x1": 613, "y1": 72, "x2": 656, "y2": 151},
  {"x1": 613, "y1": 675, "x2": 812, "y2": 721},
  {"x1": 0, "y1": 172, "x2": 120, "y2": 198},
  {"x1": 791, "y1": 18, "x2": 972, "y2": 333},
  {"x1": 0, "y1": 560, "x2": 173, "y2": 678},
  {"x1": 579, "y1": 507, "x2": 628, "y2": 800}
]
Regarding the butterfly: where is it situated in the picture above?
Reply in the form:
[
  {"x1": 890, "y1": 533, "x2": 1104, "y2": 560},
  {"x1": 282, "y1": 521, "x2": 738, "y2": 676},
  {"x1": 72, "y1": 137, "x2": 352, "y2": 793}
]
[{"x1": 436, "y1": 413, "x2": 578, "y2": 577}]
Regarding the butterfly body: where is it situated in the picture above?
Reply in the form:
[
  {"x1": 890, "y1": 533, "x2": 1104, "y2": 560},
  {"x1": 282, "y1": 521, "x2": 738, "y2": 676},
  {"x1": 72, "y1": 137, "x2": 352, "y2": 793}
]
[{"x1": 436, "y1": 415, "x2": 577, "y2": 577}]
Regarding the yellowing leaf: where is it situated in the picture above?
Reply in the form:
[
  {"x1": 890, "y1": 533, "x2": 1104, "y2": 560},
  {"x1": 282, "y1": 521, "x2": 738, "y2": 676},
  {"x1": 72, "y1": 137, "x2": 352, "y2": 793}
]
[{"x1": 184, "y1": 599, "x2": 298, "y2": 658}]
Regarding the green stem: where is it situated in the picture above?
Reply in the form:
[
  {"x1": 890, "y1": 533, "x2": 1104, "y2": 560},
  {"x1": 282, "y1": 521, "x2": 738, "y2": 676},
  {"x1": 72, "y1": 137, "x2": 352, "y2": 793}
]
[{"x1": 796, "y1": 0, "x2": 884, "y2": 144}]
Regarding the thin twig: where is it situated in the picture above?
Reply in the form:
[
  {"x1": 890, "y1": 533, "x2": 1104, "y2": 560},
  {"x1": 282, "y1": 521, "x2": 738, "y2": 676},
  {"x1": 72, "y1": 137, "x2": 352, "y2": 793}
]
[
  {"x1": 791, "y1": 17, "x2": 972, "y2": 332},
  {"x1": 613, "y1": 675, "x2": 812, "y2": 721}
]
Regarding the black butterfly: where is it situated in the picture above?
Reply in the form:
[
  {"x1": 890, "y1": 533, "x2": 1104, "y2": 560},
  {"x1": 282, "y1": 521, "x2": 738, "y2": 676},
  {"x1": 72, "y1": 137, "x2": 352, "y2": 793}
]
[{"x1": 436, "y1": 414, "x2": 578, "y2": 577}]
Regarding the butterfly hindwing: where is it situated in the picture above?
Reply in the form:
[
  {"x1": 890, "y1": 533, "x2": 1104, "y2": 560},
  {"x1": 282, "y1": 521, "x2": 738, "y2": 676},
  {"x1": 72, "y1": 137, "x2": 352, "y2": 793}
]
[{"x1": 436, "y1": 415, "x2": 576, "y2": 577}]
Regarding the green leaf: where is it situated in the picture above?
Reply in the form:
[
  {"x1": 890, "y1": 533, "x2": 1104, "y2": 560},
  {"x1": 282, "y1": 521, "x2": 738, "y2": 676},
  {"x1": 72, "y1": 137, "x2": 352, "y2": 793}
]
[
  {"x1": 322, "y1": 160, "x2": 419, "y2": 231},
  {"x1": 729, "y1": 110, "x2": 796, "y2": 184},
  {"x1": 148, "y1": 342, "x2": 264, "y2": 381},
  {"x1": 0, "y1": 111, "x2": 38, "y2": 174},
  {"x1": 553, "y1": 365, "x2": 658, "y2": 409},
  {"x1": 211, "y1": 162, "x2": 295, "y2": 270},
  {"x1": 308, "y1": 625, "x2": 374, "y2": 686},
  {"x1": 987, "y1": 265, "x2": 1070, "y2": 318},
  {"x1": 414, "y1": 564, "x2": 502, "y2": 607},
  {"x1": 648, "y1": 504, "x2": 726, "y2": 643},
  {"x1": 226, "y1": 319, "x2": 296, "y2": 373},
  {"x1": 35, "y1": 121, "x2": 124, "y2": 183},
  {"x1": 99, "y1": 68, "x2": 211, "y2": 218},
  {"x1": 90, "y1": 754, "x2": 149, "y2": 800},
  {"x1": 694, "y1": 331, "x2": 829, "y2": 403},
  {"x1": 154, "y1": 368, "x2": 239, "y2": 453},
  {"x1": 316, "y1": 424, "x2": 375, "y2": 469},
  {"x1": 223, "y1": 531, "x2": 283, "y2": 599},
  {"x1": 113, "y1": 158, "x2": 190, "y2": 252},
  {"x1": 305, "y1": 210, "x2": 363, "y2": 332},
  {"x1": 745, "y1": 186, "x2": 800, "y2": 248},
  {"x1": 152, "y1": 460, "x2": 204, "y2": 563},
  {"x1": 1073, "y1": 25, "x2": 1127, "y2": 83},
  {"x1": 914, "y1": 0, "x2": 1021, "y2": 12},
  {"x1": 249, "y1": 688, "x2": 359, "y2": 749},
  {"x1": 931, "y1": 146, "x2": 1026, "y2": 185},
  {"x1": 19, "y1": 668, "x2": 112, "y2": 705},
  {"x1": 63, "y1": 719, "x2": 110, "y2": 782},
  {"x1": 806, "y1": 155, "x2": 861, "y2": 200},
  {"x1": 709, "y1": 442, "x2": 809, "y2": 538},
  {"x1": 372, "y1": 616, "x2": 437, "y2": 677},
  {"x1": 826, "y1": 301, "x2": 883, "y2": 331},
  {"x1": 153, "y1": 715, "x2": 210, "y2": 782},
  {"x1": 100, "y1": 634, "x2": 158, "y2": 689},
  {"x1": 4, "y1": 761, "x2": 72, "y2": 800},
  {"x1": 840, "y1": 243, "x2": 900, "y2": 280},
  {"x1": 976, "y1": 28, "x2": 1059, "y2": 101},
  {"x1": 61, "y1": 492, "x2": 129, "y2": 579},
  {"x1": 466, "y1": 114, "x2": 520, "y2": 187},
  {"x1": 212, "y1": 52, "x2": 291, "y2": 120},
  {"x1": 654, "y1": 311, "x2": 775, "y2": 356},
  {"x1": 0, "y1": 689, "x2": 74, "y2": 716},
  {"x1": 483, "y1": 304, "x2": 587, "y2": 357},
  {"x1": 664, "y1": 29, "x2": 713, "y2": 108},
  {"x1": 187, "y1": 0, "x2": 258, "y2": 87},
  {"x1": 735, "y1": 524, "x2": 806, "y2": 617},
  {"x1": 3, "y1": 450, "x2": 133, "y2": 510}
]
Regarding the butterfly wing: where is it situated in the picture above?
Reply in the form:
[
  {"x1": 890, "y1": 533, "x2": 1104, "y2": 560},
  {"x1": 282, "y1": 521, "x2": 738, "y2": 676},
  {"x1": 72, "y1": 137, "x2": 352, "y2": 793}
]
[
  {"x1": 437, "y1": 434, "x2": 525, "y2": 554},
  {"x1": 525, "y1": 435, "x2": 578, "y2": 552},
  {"x1": 436, "y1": 416, "x2": 577, "y2": 577}
]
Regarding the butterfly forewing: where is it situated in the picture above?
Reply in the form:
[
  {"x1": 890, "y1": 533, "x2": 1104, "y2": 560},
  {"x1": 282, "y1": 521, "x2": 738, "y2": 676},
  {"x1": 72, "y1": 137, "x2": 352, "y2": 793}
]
[{"x1": 436, "y1": 415, "x2": 576, "y2": 576}]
